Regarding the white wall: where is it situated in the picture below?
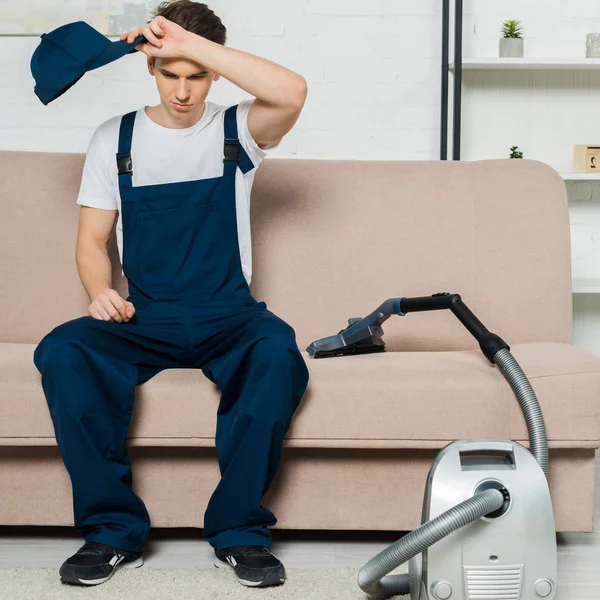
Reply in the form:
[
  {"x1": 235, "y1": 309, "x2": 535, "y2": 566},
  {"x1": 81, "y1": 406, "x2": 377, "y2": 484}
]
[
  {"x1": 2, "y1": 0, "x2": 600, "y2": 351},
  {"x1": 0, "y1": 0, "x2": 443, "y2": 158},
  {"x1": 2, "y1": 0, "x2": 599, "y2": 161}
]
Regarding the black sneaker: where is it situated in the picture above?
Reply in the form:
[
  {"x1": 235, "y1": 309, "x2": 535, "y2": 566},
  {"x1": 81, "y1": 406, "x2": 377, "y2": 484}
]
[
  {"x1": 214, "y1": 545, "x2": 285, "y2": 587},
  {"x1": 59, "y1": 541, "x2": 144, "y2": 586}
]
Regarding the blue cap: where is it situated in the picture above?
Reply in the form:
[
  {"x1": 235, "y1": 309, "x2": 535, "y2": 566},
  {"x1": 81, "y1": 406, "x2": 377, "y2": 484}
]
[{"x1": 30, "y1": 21, "x2": 146, "y2": 105}]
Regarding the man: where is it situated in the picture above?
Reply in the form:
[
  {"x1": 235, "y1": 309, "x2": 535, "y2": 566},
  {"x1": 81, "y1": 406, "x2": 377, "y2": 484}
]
[{"x1": 32, "y1": 0, "x2": 309, "y2": 589}]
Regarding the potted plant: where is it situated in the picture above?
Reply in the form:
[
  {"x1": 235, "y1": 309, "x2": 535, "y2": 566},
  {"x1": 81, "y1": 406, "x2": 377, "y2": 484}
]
[
  {"x1": 509, "y1": 146, "x2": 524, "y2": 159},
  {"x1": 500, "y1": 19, "x2": 523, "y2": 58}
]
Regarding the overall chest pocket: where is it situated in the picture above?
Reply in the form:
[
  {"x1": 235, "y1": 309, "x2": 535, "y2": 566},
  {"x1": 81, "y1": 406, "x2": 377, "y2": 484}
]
[{"x1": 134, "y1": 201, "x2": 226, "y2": 292}]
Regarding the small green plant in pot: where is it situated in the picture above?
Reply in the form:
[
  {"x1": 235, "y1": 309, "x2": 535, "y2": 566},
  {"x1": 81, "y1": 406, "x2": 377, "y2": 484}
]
[
  {"x1": 509, "y1": 146, "x2": 524, "y2": 159},
  {"x1": 500, "y1": 19, "x2": 524, "y2": 58}
]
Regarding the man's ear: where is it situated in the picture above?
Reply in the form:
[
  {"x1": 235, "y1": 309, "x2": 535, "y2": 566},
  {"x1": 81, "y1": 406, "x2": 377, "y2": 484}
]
[
  {"x1": 213, "y1": 73, "x2": 220, "y2": 81},
  {"x1": 147, "y1": 57, "x2": 156, "y2": 76}
]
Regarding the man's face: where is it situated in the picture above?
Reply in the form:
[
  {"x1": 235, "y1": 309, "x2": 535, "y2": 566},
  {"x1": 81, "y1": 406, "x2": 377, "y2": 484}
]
[{"x1": 148, "y1": 56, "x2": 220, "y2": 119}]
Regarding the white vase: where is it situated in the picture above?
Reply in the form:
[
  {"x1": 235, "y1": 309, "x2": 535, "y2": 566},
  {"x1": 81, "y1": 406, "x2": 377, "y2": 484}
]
[
  {"x1": 586, "y1": 33, "x2": 600, "y2": 58},
  {"x1": 499, "y1": 37, "x2": 523, "y2": 58}
]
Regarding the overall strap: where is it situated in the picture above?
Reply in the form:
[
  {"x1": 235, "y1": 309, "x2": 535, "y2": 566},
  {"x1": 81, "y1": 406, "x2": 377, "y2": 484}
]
[
  {"x1": 116, "y1": 111, "x2": 136, "y2": 189},
  {"x1": 223, "y1": 104, "x2": 256, "y2": 177}
]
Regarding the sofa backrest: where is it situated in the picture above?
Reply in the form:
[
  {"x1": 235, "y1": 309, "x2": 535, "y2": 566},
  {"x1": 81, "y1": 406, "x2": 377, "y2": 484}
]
[{"x1": 0, "y1": 151, "x2": 572, "y2": 352}]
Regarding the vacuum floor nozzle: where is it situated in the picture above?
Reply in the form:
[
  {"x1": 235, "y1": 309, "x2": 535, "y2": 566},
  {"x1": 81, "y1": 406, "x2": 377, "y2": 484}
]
[
  {"x1": 307, "y1": 319, "x2": 386, "y2": 358},
  {"x1": 310, "y1": 342, "x2": 386, "y2": 359}
]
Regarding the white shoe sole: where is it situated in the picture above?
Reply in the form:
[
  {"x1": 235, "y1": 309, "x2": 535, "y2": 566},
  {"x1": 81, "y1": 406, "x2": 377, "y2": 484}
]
[
  {"x1": 214, "y1": 556, "x2": 285, "y2": 587},
  {"x1": 65, "y1": 556, "x2": 144, "y2": 586}
]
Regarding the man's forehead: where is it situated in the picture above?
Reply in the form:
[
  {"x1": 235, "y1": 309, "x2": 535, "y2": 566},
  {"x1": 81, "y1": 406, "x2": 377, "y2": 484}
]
[{"x1": 155, "y1": 57, "x2": 208, "y2": 75}]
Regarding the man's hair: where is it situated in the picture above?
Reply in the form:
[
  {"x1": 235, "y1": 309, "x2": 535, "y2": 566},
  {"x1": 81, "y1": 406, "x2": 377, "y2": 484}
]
[{"x1": 149, "y1": 0, "x2": 227, "y2": 45}]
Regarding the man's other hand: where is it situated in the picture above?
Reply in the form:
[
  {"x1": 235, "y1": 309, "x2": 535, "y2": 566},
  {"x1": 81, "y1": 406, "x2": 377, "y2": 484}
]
[{"x1": 89, "y1": 289, "x2": 135, "y2": 323}]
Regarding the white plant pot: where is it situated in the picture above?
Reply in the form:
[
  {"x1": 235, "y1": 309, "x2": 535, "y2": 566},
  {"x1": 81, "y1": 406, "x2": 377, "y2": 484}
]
[
  {"x1": 500, "y1": 37, "x2": 523, "y2": 58},
  {"x1": 587, "y1": 33, "x2": 600, "y2": 58}
]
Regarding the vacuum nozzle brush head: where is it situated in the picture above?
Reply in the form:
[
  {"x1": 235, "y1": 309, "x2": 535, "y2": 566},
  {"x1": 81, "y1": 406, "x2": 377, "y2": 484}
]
[
  {"x1": 307, "y1": 320, "x2": 386, "y2": 358},
  {"x1": 309, "y1": 342, "x2": 386, "y2": 359}
]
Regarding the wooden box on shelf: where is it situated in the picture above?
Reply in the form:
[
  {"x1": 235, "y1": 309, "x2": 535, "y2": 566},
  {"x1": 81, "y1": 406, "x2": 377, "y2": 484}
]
[{"x1": 573, "y1": 145, "x2": 600, "y2": 173}]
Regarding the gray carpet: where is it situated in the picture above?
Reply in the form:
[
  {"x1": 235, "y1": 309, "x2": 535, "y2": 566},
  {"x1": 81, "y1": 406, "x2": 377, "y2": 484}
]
[{"x1": 0, "y1": 567, "x2": 409, "y2": 599}]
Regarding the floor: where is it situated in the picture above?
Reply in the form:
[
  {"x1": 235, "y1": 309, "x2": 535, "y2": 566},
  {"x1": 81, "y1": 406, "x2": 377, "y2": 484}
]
[{"x1": 1, "y1": 453, "x2": 598, "y2": 598}]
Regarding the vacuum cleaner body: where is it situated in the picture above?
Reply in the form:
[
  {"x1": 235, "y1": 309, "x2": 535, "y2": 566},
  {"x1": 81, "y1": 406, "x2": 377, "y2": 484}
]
[{"x1": 413, "y1": 439, "x2": 557, "y2": 600}]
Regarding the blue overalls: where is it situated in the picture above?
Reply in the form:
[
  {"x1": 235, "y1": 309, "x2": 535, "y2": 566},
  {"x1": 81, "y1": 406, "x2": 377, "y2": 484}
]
[{"x1": 33, "y1": 104, "x2": 310, "y2": 553}]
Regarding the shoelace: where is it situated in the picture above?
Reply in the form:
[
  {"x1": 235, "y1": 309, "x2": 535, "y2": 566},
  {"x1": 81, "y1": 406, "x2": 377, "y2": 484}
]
[
  {"x1": 233, "y1": 545, "x2": 272, "y2": 556},
  {"x1": 80, "y1": 541, "x2": 124, "y2": 557},
  {"x1": 247, "y1": 546, "x2": 271, "y2": 556}
]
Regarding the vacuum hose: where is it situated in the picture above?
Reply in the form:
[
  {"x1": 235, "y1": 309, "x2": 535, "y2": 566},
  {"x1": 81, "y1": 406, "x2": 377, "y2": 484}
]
[
  {"x1": 357, "y1": 488, "x2": 505, "y2": 598},
  {"x1": 493, "y1": 348, "x2": 548, "y2": 476},
  {"x1": 358, "y1": 348, "x2": 548, "y2": 598}
]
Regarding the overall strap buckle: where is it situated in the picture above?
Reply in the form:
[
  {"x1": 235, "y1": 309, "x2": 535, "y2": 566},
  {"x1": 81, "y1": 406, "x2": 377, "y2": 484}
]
[
  {"x1": 116, "y1": 151, "x2": 133, "y2": 175},
  {"x1": 224, "y1": 138, "x2": 240, "y2": 162}
]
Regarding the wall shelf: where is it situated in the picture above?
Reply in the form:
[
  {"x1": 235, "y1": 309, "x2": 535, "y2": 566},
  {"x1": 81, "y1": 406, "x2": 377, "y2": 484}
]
[
  {"x1": 573, "y1": 278, "x2": 600, "y2": 294},
  {"x1": 561, "y1": 173, "x2": 600, "y2": 181},
  {"x1": 450, "y1": 58, "x2": 600, "y2": 71}
]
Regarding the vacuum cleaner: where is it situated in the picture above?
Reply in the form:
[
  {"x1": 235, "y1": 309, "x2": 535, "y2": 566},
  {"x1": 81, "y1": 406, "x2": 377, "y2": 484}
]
[{"x1": 307, "y1": 293, "x2": 557, "y2": 600}]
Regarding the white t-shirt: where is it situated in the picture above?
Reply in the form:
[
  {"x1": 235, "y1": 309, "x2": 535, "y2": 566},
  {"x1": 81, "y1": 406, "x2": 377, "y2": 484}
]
[{"x1": 76, "y1": 99, "x2": 277, "y2": 284}]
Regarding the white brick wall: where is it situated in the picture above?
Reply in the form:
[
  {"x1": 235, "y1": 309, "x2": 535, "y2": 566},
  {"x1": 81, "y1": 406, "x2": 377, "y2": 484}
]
[
  {"x1": 0, "y1": 0, "x2": 444, "y2": 158},
  {"x1": 2, "y1": 0, "x2": 600, "y2": 351},
  {"x1": 2, "y1": 0, "x2": 598, "y2": 162}
]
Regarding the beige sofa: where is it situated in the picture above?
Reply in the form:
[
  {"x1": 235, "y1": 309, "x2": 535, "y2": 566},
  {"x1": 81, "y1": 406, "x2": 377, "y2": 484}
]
[{"x1": 1, "y1": 151, "x2": 599, "y2": 534}]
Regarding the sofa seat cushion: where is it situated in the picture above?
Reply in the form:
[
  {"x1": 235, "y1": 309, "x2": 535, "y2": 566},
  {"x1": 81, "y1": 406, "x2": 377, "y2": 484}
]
[{"x1": 3, "y1": 341, "x2": 600, "y2": 448}]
